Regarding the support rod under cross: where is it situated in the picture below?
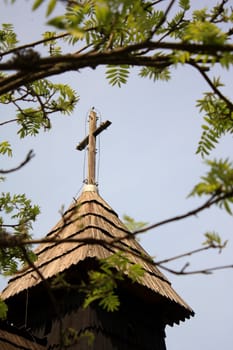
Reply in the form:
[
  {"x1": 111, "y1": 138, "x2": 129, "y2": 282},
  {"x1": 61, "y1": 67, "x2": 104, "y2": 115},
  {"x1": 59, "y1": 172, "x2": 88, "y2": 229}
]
[{"x1": 88, "y1": 110, "x2": 96, "y2": 185}]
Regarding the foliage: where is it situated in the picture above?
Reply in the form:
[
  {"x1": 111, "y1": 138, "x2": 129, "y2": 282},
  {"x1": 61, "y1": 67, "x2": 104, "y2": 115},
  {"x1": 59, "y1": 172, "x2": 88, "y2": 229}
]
[
  {"x1": 196, "y1": 78, "x2": 233, "y2": 157},
  {"x1": 62, "y1": 328, "x2": 94, "y2": 348},
  {"x1": 0, "y1": 141, "x2": 12, "y2": 157},
  {"x1": 0, "y1": 0, "x2": 233, "y2": 323},
  {"x1": 0, "y1": 192, "x2": 39, "y2": 274},
  {"x1": 0, "y1": 1, "x2": 231, "y2": 157},
  {"x1": 0, "y1": 79, "x2": 79, "y2": 138},
  {"x1": 122, "y1": 214, "x2": 148, "y2": 239},
  {"x1": 81, "y1": 253, "x2": 144, "y2": 311},
  {"x1": 106, "y1": 65, "x2": 130, "y2": 87},
  {"x1": 203, "y1": 231, "x2": 228, "y2": 253},
  {"x1": 0, "y1": 298, "x2": 8, "y2": 319},
  {"x1": 0, "y1": 23, "x2": 17, "y2": 52},
  {"x1": 189, "y1": 158, "x2": 233, "y2": 214}
]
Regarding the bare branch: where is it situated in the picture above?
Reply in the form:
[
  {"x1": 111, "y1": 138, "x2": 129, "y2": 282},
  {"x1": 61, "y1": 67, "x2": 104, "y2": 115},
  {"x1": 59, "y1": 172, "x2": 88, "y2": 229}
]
[
  {"x1": 0, "y1": 32, "x2": 69, "y2": 58},
  {"x1": 0, "y1": 226, "x2": 232, "y2": 277},
  {"x1": 133, "y1": 192, "x2": 233, "y2": 235},
  {"x1": 150, "y1": 0, "x2": 177, "y2": 37},
  {"x1": 0, "y1": 150, "x2": 35, "y2": 174},
  {"x1": 189, "y1": 61, "x2": 233, "y2": 110},
  {"x1": 0, "y1": 118, "x2": 17, "y2": 127},
  {"x1": 156, "y1": 245, "x2": 215, "y2": 265},
  {"x1": 159, "y1": 263, "x2": 233, "y2": 275}
]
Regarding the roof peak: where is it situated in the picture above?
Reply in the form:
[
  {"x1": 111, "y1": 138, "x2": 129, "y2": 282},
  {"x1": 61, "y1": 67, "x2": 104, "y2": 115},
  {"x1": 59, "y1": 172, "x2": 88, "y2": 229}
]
[{"x1": 82, "y1": 183, "x2": 98, "y2": 193}]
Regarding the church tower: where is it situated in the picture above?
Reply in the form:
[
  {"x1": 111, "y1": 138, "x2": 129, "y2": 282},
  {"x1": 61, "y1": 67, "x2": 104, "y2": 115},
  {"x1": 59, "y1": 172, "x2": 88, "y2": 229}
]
[{"x1": 1, "y1": 109, "x2": 194, "y2": 349}]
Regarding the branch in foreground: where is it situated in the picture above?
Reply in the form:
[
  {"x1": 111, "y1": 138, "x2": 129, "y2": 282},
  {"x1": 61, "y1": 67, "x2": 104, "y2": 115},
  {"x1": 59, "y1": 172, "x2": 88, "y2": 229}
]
[
  {"x1": 0, "y1": 41, "x2": 232, "y2": 95},
  {"x1": 190, "y1": 61, "x2": 233, "y2": 110},
  {"x1": 133, "y1": 192, "x2": 233, "y2": 235},
  {"x1": 159, "y1": 263, "x2": 233, "y2": 275},
  {"x1": 0, "y1": 229, "x2": 232, "y2": 277},
  {"x1": 0, "y1": 32, "x2": 69, "y2": 58},
  {"x1": 0, "y1": 150, "x2": 34, "y2": 174},
  {"x1": 0, "y1": 119, "x2": 17, "y2": 127},
  {"x1": 156, "y1": 245, "x2": 218, "y2": 265}
]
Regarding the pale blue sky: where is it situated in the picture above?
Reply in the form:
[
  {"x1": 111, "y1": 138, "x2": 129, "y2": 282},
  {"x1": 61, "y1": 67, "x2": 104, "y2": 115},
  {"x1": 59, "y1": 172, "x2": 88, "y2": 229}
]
[{"x1": 1, "y1": 1, "x2": 233, "y2": 349}]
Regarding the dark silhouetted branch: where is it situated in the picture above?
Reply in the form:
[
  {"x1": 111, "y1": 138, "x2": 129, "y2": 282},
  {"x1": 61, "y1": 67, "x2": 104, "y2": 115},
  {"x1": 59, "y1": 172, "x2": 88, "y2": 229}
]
[{"x1": 0, "y1": 150, "x2": 34, "y2": 174}]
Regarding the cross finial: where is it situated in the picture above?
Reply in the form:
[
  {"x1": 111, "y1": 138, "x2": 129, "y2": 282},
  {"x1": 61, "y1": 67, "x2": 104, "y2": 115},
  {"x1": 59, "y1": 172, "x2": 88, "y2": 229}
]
[{"x1": 76, "y1": 109, "x2": 111, "y2": 189}]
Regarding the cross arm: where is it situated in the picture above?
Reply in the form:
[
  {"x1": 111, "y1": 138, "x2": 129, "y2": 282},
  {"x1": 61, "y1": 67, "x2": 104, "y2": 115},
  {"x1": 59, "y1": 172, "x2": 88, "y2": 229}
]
[{"x1": 76, "y1": 120, "x2": 112, "y2": 151}]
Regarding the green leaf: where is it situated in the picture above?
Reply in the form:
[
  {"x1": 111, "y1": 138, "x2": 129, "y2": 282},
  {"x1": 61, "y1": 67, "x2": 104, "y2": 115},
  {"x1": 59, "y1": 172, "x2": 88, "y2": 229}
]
[
  {"x1": 32, "y1": 0, "x2": 44, "y2": 11},
  {"x1": 189, "y1": 159, "x2": 233, "y2": 215},
  {"x1": 47, "y1": 16, "x2": 67, "y2": 30},
  {"x1": 183, "y1": 21, "x2": 227, "y2": 45},
  {"x1": 106, "y1": 65, "x2": 130, "y2": 87},
  {"x1": 46, "y1": 0, "x2": 57, "y2": 17},
  {"x1": 0, "y1": 299, "x2": 8, "y2": 319},
  {"x1": 179, "y1": 0, "x2": 190, "y2": 11},
  {"x1": 203, "y1": 231, "x2": 228, "y2": 252},
  {"x1": 0, "y1": 141, "x2": 12, "y2": 157},
  {"x1": 139, "y1": 67, "x2": 171, "y2": 82},
  {"x1": 99, "y1": 293, "x2": 120, "y2": 312},
  {"x1": 122, "y1": 214, "x2": 148, "y2": 233}
]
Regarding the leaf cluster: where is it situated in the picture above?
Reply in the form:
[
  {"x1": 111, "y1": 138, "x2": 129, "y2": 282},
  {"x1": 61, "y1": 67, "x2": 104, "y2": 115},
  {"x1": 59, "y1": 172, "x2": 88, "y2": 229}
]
[
  {"x1": 139, "y1": 65, "x2": 171, "y2": 82},
  {"x1": 203, "y1": 231, "x2": 227, "y2": 253},
  {"x1": 0, "y1": 23, "x2": 18, "y2": 53},
  {"x1": 196, "y1": 78, "x2": 233, "y2": 157},
  {"x1": 43, "y1": 31, "x2": 62, "y2": 56},
  {"x1": 62, "y1": 328, "x2": 94, "y2": 348},
  {"x1": 0, "y1": 192, "x2": 39, "y2": 274},
  {"x1": 190, "y1": 158, "x2": 233, "y2": 214},
  {"x1": 0, "y1": 79, "x2": 79, "y2": 137},
  {"x1": 82, "y1": 252, "x2": 144, "y2": 312},
  {"x1": 122, "y1": 214, "x2": 148, "y2": 237},
  {"x1": 183, "y1": 21, "x2": 227, "y2": 45},
  {"x1": 105, "y1": 65, "x2": 129, "y2": 87},
  {"x1": 0, "y1": 141, "x2": 12, "y2": 157}
]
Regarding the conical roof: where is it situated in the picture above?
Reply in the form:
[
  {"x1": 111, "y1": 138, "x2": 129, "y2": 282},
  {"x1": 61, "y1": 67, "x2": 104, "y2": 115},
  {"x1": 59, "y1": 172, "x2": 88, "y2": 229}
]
[{"x1": 1, "y1": 185, "x2": 194, "y2": 325}]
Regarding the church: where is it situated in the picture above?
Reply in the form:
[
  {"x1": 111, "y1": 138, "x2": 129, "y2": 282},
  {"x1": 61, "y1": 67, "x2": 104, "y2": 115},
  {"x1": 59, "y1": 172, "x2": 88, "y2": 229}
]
[{"x1": 0, "y1": 109, "x2": 194, "y2": 349}]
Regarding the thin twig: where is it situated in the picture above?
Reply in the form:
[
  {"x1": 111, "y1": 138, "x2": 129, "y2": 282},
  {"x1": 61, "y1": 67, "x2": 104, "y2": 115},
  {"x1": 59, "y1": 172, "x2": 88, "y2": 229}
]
[
  {"x1": 0, "y1": 150, "x2": 35, "y2": 174},
  {"x1": 159, "y1": 263, "x2": 233, "y2": 275},
  {"x1": 133, "y1": 192, "x2": 233, "y2": 235},
  {"x1": 189, "y1": 61, "x2": 233, "y2": 110},
  {"x1": 156, "y1": 245, "x2": 214, "y2": 265},
  {"x1": 150, "y1": 0, "x2": 177, "y2": 36},
  {"x1": 0, "y1": 33, "x2": 69, "y2": 58},
  {"x1": 0, "y1": 118, "x2": 17, "y2": 127}
]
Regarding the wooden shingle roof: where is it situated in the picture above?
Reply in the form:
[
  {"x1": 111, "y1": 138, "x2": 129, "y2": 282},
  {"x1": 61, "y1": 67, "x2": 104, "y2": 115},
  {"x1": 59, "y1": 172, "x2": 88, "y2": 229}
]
[
  {"x1": 1, "y1": 186, "x2": 194, "y2": 325},
  {"x1": 0, "y1": 322, "x2": 46, "y2": 350}
]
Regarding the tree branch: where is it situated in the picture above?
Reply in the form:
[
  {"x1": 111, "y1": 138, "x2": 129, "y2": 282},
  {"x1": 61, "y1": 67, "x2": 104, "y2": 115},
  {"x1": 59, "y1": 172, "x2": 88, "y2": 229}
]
[
  {"x1": 156, "y1": 245, "x2": 217, "y2": 265},
  {"x1": 133, "y1": 192, "x2": 233, "y2": 235},
  {"x1": 189, "y1": 61, "x2": 233, "y2": 110},
  {"x1": 0, "y1": 32, "x2": 69, "y2": 58},
  {"x1": 0, "y1": 40, "x2": 231, "y2": 95},
  {"x1": 0, "y1": 118, "x2": 17, "y2": 127},
  {"x1": 150, "y1": 0, "x2": 176, "y2": 37},
  {"x1": 0, "y1": 150, "x2": 34, "y2": 174},
  {"x1": 159, "y1": 263, "x2": 233, "y2": 275}
]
